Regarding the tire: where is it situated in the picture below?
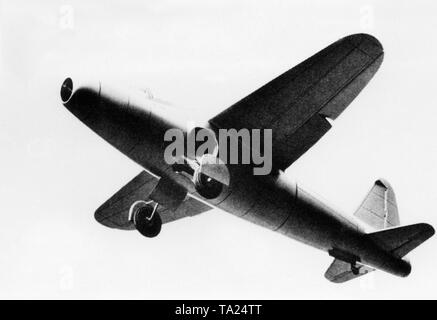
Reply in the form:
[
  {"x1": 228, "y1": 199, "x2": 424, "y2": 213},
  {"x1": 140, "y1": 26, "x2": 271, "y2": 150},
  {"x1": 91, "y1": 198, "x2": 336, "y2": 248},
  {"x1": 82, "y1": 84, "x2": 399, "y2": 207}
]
[{"x1": 133, "y1": 205, "x2": 162, "y2": 238}]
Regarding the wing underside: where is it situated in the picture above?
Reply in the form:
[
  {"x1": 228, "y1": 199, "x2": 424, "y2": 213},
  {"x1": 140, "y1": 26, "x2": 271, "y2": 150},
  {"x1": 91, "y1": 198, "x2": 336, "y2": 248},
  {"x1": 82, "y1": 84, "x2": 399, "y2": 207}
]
[
  {"x1": 94, "y1": 171, "x2": 212, "y2": 230},
  {"x1": 209, "y1": 33, "x2": 384, "y2": 170}
]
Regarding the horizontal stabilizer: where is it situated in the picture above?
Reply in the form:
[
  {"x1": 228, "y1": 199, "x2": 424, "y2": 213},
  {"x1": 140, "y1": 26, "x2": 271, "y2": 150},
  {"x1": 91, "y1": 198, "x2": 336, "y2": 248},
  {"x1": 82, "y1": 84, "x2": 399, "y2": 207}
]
[
  {"x1": 366, "y1": 223, "x2": 435, "y2": 258},
  {"x1": 325, "y1": 259, "x2": 374, "y2": 283}
]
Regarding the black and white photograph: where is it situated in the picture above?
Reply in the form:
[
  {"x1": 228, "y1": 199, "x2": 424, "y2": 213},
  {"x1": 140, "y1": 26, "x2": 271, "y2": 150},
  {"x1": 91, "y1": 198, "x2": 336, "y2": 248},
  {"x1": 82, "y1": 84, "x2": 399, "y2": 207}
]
[{"x1": 0, "y1": 0, "x2": 436, "y2": 305}]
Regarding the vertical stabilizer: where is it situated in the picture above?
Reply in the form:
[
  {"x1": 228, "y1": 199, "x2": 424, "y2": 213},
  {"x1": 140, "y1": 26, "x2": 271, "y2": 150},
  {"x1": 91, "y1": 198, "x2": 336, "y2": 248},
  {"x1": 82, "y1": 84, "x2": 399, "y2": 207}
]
[{"x1": 354, "y1": 179, "x2": 400, "y2": 230}]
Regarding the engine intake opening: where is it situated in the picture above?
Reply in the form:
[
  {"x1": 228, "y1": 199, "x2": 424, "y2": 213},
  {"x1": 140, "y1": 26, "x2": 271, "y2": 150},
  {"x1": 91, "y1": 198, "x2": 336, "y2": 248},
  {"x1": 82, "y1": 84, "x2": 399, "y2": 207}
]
[{"x1": 60, "y1": 77, "x2": 73, "y2": 102}]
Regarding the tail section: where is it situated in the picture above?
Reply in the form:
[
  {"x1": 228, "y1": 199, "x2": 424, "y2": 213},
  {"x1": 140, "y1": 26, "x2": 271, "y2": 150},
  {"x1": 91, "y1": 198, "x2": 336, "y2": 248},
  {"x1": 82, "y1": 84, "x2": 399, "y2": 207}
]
[
  {"x1": 325, "y1": 179, "x2": 434, "y2": 283},
  {"x1": 354, "y1": 178, "x2": 435, "y2": 256},
  {"x1": 354, "y1": 179, "x2": 400, "y2": 230}
]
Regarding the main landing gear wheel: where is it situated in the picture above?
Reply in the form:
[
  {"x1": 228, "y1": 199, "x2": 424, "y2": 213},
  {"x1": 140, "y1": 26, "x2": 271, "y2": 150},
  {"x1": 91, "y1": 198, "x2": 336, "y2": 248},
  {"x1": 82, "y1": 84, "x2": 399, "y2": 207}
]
[{"x1": 130, "y1": 201, "x2": 162, "y2": 238}]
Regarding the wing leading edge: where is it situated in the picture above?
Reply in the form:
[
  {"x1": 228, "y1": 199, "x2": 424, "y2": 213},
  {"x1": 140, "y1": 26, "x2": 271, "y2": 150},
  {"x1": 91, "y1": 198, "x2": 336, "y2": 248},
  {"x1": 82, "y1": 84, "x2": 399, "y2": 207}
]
[{"x1": 209, "y1": 33, "x2": 384, "y2": 171}]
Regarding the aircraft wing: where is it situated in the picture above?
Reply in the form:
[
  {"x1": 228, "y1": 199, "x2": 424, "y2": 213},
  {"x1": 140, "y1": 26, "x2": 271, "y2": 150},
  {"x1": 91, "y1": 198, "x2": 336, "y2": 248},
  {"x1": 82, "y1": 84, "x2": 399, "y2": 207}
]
[
  {"x1": 209, "y1": 33, "x2": 384, "y2": 171},
  {"x1": 94, "y1": 171, "x2": 212, "y2": 230}
]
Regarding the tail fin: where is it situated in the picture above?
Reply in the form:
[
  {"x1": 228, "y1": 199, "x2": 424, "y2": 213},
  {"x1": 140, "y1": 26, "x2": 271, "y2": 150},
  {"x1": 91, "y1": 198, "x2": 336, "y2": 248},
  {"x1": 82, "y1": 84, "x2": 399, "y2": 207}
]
[
  {"x1": 325, "y1": 179, "x2": 434, "y2": 283},
  {"x1": 366, "y1": 223, "x2": 435, "y2": 258},
  {"x1": 356, "y1": 179, "x2": 435, "y2": 257},
  {"x1": 354, "y1": 179, "x2": 400, "y2": 230}
]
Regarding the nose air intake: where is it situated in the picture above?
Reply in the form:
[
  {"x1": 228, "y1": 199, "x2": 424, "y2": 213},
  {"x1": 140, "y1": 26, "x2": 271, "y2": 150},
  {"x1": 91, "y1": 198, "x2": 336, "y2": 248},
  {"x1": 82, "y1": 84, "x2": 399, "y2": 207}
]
[{"x1": 60, "y1": 77, "x2": 74, "y2": 103}]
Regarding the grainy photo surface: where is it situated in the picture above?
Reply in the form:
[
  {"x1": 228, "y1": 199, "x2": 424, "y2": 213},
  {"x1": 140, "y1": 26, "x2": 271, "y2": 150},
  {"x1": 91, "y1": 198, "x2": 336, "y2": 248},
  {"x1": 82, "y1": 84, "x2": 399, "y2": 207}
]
[{"x1": 0, "y1": 0, "x2": 436, "y2": 300}]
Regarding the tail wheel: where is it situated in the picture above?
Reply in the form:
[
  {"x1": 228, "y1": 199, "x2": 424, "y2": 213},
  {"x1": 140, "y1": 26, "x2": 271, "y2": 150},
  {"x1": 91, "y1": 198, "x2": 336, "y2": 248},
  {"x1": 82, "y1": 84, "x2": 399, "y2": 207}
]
[
  {"x1": 351, "y1": 264, "x2": 360, "y2": 275},
  {"x1": 131, "y1": 202, "x2": 162, "y2": 238}
]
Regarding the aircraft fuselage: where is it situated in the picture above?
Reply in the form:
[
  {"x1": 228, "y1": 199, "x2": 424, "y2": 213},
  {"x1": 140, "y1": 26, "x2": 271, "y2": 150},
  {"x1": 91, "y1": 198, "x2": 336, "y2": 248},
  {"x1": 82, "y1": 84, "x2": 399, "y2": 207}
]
[{"x1": 61, "y1": 77, "x2": 411, "y2": 278}]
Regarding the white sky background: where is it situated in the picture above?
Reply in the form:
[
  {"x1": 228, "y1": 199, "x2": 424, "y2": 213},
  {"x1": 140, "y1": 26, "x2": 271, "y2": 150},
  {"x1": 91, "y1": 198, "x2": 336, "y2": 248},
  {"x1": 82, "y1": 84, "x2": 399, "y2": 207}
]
[{"x1": 0, "y1": 0, "x2": 436, "y2": 299}]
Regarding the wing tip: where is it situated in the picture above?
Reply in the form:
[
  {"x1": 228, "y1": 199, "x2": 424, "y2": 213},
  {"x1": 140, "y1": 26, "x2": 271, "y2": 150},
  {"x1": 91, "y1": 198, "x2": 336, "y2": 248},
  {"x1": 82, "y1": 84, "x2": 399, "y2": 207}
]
[
  {"x1": 94, "y1": 207, "x2": 104, "y2": 223},
  {"x1": 336, "y1": 33, "x2": 384, "y2": 66},
  {"x1": 94, "y1": 207, "x2": 113, "y2": 227},
  {"x1": 343, "y1": 33, "x2": 384, "y2": 56}
]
